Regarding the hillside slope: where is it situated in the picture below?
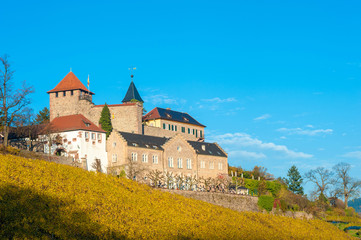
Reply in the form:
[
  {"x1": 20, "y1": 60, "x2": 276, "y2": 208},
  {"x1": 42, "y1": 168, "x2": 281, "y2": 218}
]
[{"x1": 0, "y1": 156, "x2": 352, "y2": 239}]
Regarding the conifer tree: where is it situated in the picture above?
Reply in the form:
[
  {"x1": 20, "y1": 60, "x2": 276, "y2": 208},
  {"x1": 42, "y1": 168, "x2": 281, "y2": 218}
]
[
  {"x1": 286, "y1": 165, "x2": 304, "y2": 195},
  {"x1": 99, "y1": 103, "x2": 112, "y2": 138}
]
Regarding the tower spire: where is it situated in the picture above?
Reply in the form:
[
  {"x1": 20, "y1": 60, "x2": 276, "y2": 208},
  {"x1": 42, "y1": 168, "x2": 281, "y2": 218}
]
[{"x1": 128, "y1": 66, "x2": 136, "y2": 82}]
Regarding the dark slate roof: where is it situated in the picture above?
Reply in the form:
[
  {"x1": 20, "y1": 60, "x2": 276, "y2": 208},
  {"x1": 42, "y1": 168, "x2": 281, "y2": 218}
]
[
  {"x1": 122, "y1": 81, "x2": 144, "y2": 103},
  {"x1": 143, "y1": 107, "x2": 206, "y2": 127},
  {"x1": 118, "y1": 131, "x2": 168, "y2": 150},
  {"x1": 187, "y1": 141, "x2": 227, "y2": 157}
]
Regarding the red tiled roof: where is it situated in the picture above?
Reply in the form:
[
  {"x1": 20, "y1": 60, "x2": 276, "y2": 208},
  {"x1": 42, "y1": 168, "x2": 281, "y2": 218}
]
[
  {"x1": 47, "y1": 72, "x2": 94, "y2": 94},
  {"x1": 48, "y1": 114, "x2": 105, "y2": 133}
]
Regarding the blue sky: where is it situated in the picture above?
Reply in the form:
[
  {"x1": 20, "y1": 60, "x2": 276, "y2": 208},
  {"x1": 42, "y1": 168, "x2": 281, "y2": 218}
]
[{"x1": 1, "y1": 0, "x2": 360, "y2": 194}]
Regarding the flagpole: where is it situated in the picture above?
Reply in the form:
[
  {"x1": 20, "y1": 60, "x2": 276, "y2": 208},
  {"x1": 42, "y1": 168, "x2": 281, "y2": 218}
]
[{"x1": 87, "y1": 74, "x2": 90, "y2": 93}]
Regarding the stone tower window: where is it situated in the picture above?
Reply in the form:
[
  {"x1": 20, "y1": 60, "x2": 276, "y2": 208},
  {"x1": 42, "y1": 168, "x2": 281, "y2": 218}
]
[
  {"x1": 63, "y1": 91, "x2": 66, "y2": 97},
  {"x1": 56, "y1": 92, "x2": 58, "y2": 98}
]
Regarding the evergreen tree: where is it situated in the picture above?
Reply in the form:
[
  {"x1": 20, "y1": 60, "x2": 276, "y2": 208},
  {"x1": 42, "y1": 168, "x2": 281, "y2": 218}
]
[
  {"x1": 99, "y1": 103, "x2": 112, "y2": 138},
  {"x1": 35, "y1": 107, "x2": 50, "y2": 124},
  {"x1": 286, "y1": 165, "x2": 304, "y2": 195}
]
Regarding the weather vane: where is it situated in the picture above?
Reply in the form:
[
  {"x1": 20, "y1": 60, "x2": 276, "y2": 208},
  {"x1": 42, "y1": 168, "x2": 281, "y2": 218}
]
[{"x1": 128, "y1": 66, "x2": 136, "y2": 81}]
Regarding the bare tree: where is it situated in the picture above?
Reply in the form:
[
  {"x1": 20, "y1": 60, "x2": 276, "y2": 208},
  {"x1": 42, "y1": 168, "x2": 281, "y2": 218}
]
[
  {"x1": 0, "y1": 55, "x2": 34, "y2": 147},
  {"x1": 147, "y1": 169, "x2": 164, "y2": 187},
  {"x1": 333, "y1": 162, "x2": 361, "y2": 208},
  {"x1": 164, "y1": 171, "x2": 174, "y2": 189},
  {"x1": 125, "y1": 157, "x2": 147, "y2": 181},
  {"x1": 304, "y1": 167, "x2": 333, "y2": 198},
  {"x1": 91, "y1": 158, "x2": 102, "y2": 173}
]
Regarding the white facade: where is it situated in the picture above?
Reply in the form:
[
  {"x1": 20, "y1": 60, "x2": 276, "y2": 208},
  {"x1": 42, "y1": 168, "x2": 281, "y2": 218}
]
[{"x1": 43, "y1": 130, "x2": 108, "y2": 173}]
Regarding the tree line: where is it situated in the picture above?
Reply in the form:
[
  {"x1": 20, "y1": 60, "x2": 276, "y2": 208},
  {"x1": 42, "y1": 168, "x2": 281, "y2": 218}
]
[{"x1": 285, "y1": 163, "x2": 361, "y2": 209}]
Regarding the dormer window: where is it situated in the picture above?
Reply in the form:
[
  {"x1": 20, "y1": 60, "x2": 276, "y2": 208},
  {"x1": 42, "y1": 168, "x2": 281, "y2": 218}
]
[
  {"x1": 145, "y1": 144, "x2": 150, "y2": 148},
  {"x1": 183, "y1": 117, "x2": 189, "y2": 122},
  {"x1": 201, "y1": 145, "x2": 206, "y2": 151},
  {"x1": 166, "y1": 113, "x2": 171, "y2": 118},
  {"x1": 209, "y1": 150, "x2": 213, "y2": 154},
  {"x1": 132, "y1": 143, "x2": 138, "y2": 147},
  {"x1": 85, "y1": 123, "x2": 90, "y2": 127},
  {"x1": 153, "y1": 146, "x2": 157, "y2": 149}
]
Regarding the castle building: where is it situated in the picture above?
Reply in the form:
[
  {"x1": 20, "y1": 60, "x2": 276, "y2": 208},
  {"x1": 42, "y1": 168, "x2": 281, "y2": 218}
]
[{"x1": 46, "y1": 71, "x2": 228, "y2": 178}]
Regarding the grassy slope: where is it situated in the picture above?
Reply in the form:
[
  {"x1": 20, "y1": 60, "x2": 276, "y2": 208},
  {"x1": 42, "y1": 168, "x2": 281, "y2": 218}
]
[{"x1": 0, "y1": 155, "x2": 353, "y2": 240}]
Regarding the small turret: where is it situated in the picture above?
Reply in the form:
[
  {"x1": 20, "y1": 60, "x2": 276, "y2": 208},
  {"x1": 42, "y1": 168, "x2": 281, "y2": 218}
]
[{"x1": 122, "y1": 75, "x2": 143, "y2": 103}]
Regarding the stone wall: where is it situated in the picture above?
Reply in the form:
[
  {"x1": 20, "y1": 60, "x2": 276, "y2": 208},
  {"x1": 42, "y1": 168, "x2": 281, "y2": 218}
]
[
  {"x1": 93, "y1": 103, "x2": 143, "y2": 134},
  {"x1": 162, "y1": 189, "x2": 260, "y2": 212},
  {"x1": 50, "y1": 90, "x2": 143, "y2": 134}
]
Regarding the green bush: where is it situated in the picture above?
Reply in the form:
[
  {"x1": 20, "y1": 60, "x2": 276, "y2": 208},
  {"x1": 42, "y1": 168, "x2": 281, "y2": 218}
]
[
  {"x1": 258, "y1": 195, "x2": 274, "y2": 212},
  {"x1": 266, "y1": 181, "x2": 282, "y2": 197},
  {"x1": 345, "y1": 207, "x2": 356, "y2": 217}
]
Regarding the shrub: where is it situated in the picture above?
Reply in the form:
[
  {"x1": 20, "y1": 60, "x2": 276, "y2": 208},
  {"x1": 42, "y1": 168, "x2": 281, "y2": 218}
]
[
  {"x1": 258, "y1": 195, "x2": 275, "y2": 212},
  {"x1": 346, "y1": 207, "x2": 356, "y2": 217},
  {"x1": 0, "y1": 146, "x2": 20, "y2": 155}
]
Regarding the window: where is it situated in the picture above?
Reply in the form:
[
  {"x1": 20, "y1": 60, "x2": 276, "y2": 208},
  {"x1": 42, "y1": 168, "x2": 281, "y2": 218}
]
[
  {"x1": 131, "y1": 152, "x2": 138, "y2": 162},
  {"x1": 186, "y1": 159, "x2": 192, "y2": 169},
  {"x1": 188, "y1": 128, "x2": 190, "y2": 134},
  {"x1": 142, "y1": 154, "x2": 148, "y2": 163},
  {"x1": 71, "y1": 90, "x2": 74, "y2": 96},
  {"x1": 85, "y1": 132, "x2": 89, "y2": 139},
  {"x1": 163, "y1": 123, "x2": 166, "y2": 129},
  {"x1": 196, "y1": 130, "x2": 198, "y2": 138},
  {"x1": 171, "y1": 125, "x2": 174, "y2": 131},
  {"x1": 218, "y1": 162, "x2": 223, "y2": 170},
  {"x1": 175, "y1": 125, "x2": 177, "y2": 131},
  {"x1": 168, "y1": 124, "x2": 171, "y2": 130},
  {"x1": 177, "y1": 158, "x2": 183, "y2": 168},
  {"x1": 55, "y1": 92, "x2": 58, "y2": 98},
  {"x1": 193, "y1": 129, "x2": 195, "y2": 135},
  {"x1": 210, "y1": 161, "x2": 214, "y2": 169},
  {"x1": 200, "y1": 130, "x2": 203, "y2": 138},
  {"x1": 181, "y1": 127, "x2": 185, "y2": 133},
  {"x1": 97, "y1": 134, "x2": 101, "y2": 140},
  {"x1": 177, "y1": 146, "x2": 182, "y2": 152},
  {"x1": 112, "y1": 154, "x2": 117, "y2": 163},
  {"x1": 168, "y1": 157, "x2": 174, "y2": 168},
  {"x1": 63, "y1": 91, "x2": 66, "y2": 97},
  {"x1": 113, "y1": 142, "x2": 116, "y2": 148},
  {"x1": 200, "y1": 161, "x2": 205, "y2": 169},
  {"x1": 91, "y1": 133, "x2": 96, "y2": 140},
  {"x1": 152, "y1": 155, "x2": 158, "y2": 164}
]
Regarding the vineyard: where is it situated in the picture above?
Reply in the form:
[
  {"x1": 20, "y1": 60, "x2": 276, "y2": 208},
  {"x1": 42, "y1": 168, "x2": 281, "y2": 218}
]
[{"x1": 0, "y1": 155, "x2": 353, "y2": 239}]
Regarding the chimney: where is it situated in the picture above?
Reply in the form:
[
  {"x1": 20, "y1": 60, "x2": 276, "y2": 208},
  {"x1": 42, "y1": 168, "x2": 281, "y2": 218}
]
[{"x1": 166, "y1": 108, "x2": 171, "y2": 110}]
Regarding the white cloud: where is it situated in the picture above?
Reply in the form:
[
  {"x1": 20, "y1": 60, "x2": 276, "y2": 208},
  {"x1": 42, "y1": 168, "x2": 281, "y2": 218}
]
[
  {"x1": 280, "y1": 136, "x2": 287, "y2": 139},
  {"x1": 228, "y1": 150, "x2": 266, "y2": 159},
  {"x1": 254, "y1": 114, "x2": 271, "y2": 121},
  {"x1": 277, "y1": 127, "x2": 333, "y2": 136},
  {"x1": 342, "y1": 151, "x2": 361, "y2": 160},
  {"x1": 209, "y1": 132, "x2": 313, "y2": 159},
  {"x1": 306, "y1": 124, "x2": 314, "y2": 128},
  {"x1": 201, "y1": 97, "x2": 237, "y2": 103},
  {"x1": 143, "y1": 94, "x2": 185, "y2": 105}
]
